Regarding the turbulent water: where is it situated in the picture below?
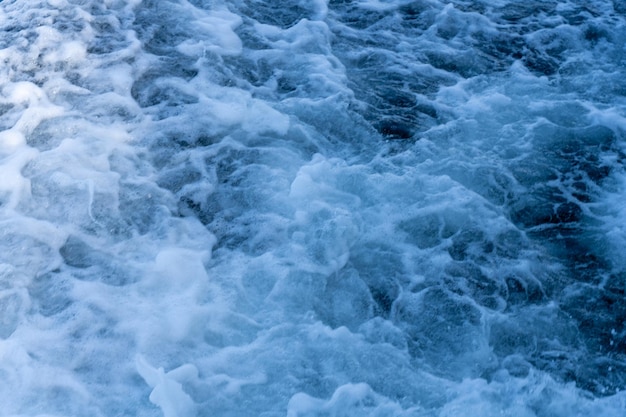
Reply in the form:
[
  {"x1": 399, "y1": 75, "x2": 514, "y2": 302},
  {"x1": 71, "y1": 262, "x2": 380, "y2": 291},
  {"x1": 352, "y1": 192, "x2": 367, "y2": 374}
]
[{"x1": 1, "y1": 0, "x2": 626, "y2": 415}]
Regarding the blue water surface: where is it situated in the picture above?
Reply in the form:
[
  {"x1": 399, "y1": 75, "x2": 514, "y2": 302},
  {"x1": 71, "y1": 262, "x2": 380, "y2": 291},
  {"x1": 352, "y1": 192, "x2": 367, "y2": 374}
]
[{"x1": 0, "y1": 0, "x2": 625, "y2": 416}]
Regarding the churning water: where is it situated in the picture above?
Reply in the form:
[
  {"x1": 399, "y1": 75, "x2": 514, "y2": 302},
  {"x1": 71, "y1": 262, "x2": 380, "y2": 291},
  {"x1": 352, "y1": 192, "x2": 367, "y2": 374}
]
[{"x1": 1, "y1": 0, "x2": 626, "y2": 416}]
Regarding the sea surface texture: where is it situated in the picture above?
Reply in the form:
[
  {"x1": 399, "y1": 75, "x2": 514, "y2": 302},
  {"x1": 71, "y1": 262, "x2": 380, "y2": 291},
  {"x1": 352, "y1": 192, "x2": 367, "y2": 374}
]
[{"x1": 1, "y1": 0, "x2": 626, "y2": 416}]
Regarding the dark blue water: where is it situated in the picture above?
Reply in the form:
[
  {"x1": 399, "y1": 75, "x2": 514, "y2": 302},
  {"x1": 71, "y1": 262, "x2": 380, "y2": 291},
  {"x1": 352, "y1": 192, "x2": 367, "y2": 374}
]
[{"x1": 1, "y1": 0, "x2": 625, "y2": 415}]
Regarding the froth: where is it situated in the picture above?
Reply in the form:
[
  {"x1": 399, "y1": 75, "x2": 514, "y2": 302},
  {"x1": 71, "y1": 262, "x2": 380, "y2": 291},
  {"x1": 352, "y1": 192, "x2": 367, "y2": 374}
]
[{"x1": 1, "y1": 0, "x2": 626, "y2": 416}]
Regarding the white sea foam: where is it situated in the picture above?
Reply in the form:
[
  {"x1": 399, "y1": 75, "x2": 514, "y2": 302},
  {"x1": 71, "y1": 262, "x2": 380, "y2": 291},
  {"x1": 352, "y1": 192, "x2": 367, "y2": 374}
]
[{"x1": 1, "y1": 0, "x2": 625, "y2": 416}]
